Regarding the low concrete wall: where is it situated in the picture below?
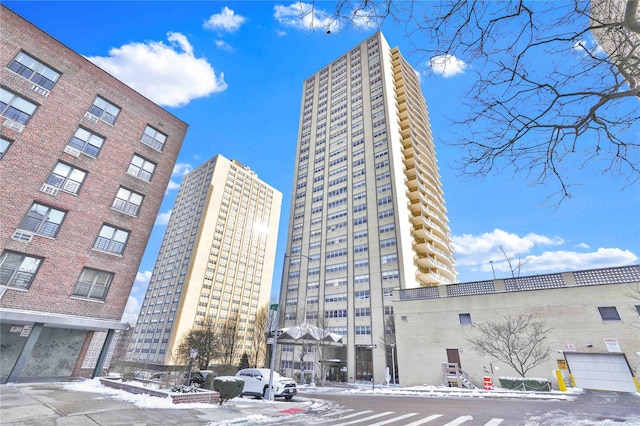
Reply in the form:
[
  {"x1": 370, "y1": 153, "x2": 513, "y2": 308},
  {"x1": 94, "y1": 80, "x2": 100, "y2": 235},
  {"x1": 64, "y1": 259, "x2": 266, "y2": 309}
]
[{"x1": 99, "y1": 379, "x2": 219, "y2": 404}]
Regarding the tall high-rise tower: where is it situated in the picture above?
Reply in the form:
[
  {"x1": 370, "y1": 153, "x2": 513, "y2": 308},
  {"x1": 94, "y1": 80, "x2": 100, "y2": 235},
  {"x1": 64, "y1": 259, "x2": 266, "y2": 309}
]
[
  {"x1": 278, "y1": 32, "x2": 456, "y2": 385},
  {"x1": 127, "y1": 155, "x2": 282, "y2": 367}
]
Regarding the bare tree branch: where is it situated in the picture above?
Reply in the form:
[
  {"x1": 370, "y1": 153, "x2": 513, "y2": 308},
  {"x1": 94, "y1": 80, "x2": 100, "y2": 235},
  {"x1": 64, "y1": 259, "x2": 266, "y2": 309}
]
[
  {"x1": 466, "y1": 314, "x2": 552, "y2": 377},
  {"x1": 303, "y1": 0, "x2": 640, "y2": 203}
]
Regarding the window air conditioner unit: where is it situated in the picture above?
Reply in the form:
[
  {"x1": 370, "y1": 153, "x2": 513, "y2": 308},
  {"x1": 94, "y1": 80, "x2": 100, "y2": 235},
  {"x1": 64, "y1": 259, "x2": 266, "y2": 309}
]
[
  {"x1": 31, "y1": 84, "x2": 50, "y2": 97},
  {"x1": 64, "y1": 145, "x2": 81, "y2": 157},
  {"x1": 3, "y1": 119, "x2": 24, "y2": 132},
  {"x1": 12, "y1": 230, "x2": 34, "y2": 242},
  {"x1": 40, "y1": 183, "x2": 59, "y2": 196},
  {"x1": 83, "y1": 112, "x2": 99, "y2": 123}
]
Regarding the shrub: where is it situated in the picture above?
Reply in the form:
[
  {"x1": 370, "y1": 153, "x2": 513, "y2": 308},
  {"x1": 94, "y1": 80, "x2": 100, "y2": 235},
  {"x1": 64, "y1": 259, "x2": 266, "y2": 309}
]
[
  {"x1": 213, "y1": 376, "x2": 244, "y2": 405},
  {"x1": 498, "y1": 377, "x2": 552, "y2": 391},
  {"x1": 170, "y1": 384, "x2": 199, "y2": 393}
]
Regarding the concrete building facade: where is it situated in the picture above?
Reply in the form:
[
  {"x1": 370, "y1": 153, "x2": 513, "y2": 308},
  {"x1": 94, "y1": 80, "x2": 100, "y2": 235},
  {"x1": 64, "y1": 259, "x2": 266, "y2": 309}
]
[
  {"x1": 394, "y1": 265, "x2": 640, "y2": 392},
  {"x1": 126, "y1": 155, "x2": 282, "y2": 368},
  {"x1": 0, "y1": 5, "x2": 187, "y2": 383},
  {"x1": 277, "y1": 32, "x2": 456, "y2": 385}
]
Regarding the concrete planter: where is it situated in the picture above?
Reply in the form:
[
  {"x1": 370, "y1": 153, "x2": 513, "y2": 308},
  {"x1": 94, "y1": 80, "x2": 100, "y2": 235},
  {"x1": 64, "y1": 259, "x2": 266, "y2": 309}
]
[{"x1": 99, "y1": 378, "x2": 220, "y2": 404}]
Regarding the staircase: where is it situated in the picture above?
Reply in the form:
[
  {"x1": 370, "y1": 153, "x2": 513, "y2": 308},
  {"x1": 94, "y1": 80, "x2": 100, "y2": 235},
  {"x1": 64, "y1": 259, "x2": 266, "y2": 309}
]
[{"x1": 442, "y1": 363, "x2": 475, "y2": 389}]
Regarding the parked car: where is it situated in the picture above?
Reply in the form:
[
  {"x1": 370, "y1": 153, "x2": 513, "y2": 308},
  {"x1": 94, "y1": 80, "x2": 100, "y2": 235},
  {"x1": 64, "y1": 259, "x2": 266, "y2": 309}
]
[
  {"x1": 182, "y1": 370, "x2": 205, "y2": 386},
  {"x1": 235, "y1": 368, "x2": 297, "y2": 400}
]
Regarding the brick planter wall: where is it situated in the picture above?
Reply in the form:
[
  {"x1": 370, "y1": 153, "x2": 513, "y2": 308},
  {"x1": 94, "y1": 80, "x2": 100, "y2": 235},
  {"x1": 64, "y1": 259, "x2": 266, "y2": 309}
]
[{"x1": 99, "y1": 379, "x2": 219, "y2": 404}]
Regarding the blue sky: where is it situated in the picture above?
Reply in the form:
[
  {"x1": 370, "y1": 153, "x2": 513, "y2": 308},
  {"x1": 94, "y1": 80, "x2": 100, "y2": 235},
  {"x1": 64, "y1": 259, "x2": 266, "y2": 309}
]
[{"x1": 7, "y1": 2, "x2": 638, "y2": 323}]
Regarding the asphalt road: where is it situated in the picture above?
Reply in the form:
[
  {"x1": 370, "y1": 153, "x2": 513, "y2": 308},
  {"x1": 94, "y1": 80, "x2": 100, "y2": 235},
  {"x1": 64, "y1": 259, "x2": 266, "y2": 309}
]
[{"x1": 293, "y1": 390, "x2": 640, "y2": 425}]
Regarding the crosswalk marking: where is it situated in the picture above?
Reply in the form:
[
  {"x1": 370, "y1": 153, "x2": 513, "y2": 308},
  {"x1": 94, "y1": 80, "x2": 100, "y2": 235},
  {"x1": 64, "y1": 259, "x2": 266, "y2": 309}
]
[
  {"x1": 334, "y1": 409, "x2": 371, "y2": 420},
  {"x1": 330, "y1": 411, "x2": 395, "y2": 426},
  {"x1": 365, "y1": 412, "x2": 420, "y2": 426},
  {"x1": 443, "y1": 415, "x2": 473, "y2": 426},
  {"x1": 402, "y1": 414, "x2": 444, "y2": 426},
  {"x1": 309, "y1": 409, "x2": 504, "y2": 426}
]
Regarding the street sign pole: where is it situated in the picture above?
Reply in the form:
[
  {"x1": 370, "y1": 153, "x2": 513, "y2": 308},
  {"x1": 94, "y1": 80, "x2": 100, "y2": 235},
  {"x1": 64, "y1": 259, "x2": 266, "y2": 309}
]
[{"x1": 266, "y1": 303, "x2": 279, "y2": 401}]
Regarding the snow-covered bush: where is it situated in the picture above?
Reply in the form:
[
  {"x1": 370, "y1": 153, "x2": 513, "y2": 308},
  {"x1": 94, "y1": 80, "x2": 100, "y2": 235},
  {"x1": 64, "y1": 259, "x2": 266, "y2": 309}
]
[
  {"x1": 498, "y1": 377, "x2": 551, "y2": 391},
  {"x1": 213, "y1": 376, "x2": 244, "y2": 405}
]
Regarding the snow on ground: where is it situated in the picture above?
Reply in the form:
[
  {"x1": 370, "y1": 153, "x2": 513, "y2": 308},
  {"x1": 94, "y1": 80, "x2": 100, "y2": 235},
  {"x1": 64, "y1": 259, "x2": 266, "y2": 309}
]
[{"x1": 65, "y1": 379, "x2": 640, "y2": 426}]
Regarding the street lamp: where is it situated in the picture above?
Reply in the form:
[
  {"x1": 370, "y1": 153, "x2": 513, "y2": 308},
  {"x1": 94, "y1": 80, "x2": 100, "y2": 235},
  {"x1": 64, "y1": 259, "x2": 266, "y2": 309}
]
[
  {"x1": 187, "y1": 348, "x2": 198, "y2": 385},
  {"x1": 390, "y1": 343, "x2": 396, "y2": 385}
]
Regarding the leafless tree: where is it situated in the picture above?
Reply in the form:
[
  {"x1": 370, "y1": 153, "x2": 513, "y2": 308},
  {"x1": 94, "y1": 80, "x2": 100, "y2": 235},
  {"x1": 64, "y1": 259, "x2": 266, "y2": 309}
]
[
  {"x1": 499, "y1": 245, "x2": 530, "y2": 278},
  {"x1": 175, "y1": 318, "x2": 220, "y2": 369},
  {"x1": 249, "y1": 305, "x2": 270, "y2": 367},
  {"x1": 217, "y1": 319, "x2": 241, "y2": 365},
  {"x1": 302, "y1": 1, "x2": 640, "y2": 201},
  {"x1": 466, "y1": 314, "x2": 551, "y2": 377}
]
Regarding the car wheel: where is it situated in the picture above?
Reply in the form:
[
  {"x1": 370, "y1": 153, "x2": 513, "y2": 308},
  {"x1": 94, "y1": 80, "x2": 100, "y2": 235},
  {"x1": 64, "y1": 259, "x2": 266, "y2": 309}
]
[
  {"x1": 262, "y1": 386, "x2": 269, "y2": 399},
  {"x1": 285, "y1": 395, "x2": 293, "y2": 400}
]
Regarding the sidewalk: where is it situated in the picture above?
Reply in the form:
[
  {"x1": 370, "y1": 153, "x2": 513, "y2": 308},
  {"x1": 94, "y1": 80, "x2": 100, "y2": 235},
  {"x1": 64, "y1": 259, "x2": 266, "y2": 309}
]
[{"x1": 0, "y1": 381, "x2": 317, "y2": 425}]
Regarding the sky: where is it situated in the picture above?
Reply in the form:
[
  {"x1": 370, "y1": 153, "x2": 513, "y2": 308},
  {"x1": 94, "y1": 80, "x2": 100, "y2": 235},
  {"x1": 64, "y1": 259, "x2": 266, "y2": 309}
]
[{"x1": 6, "y1": 1, "x2": 638, "y2": 324}]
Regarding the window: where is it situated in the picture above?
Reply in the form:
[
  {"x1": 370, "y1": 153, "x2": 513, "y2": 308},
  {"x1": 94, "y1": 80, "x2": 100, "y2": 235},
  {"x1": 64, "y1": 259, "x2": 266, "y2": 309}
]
[
  {"x1": 88, "y1": 96, "x2": 120, "y2": 124},
  {"x1": 46, "y1": 162, "x2": 86, "y2": 194},
  {"x1": 0, "y1": 88, "x2": 37, "y2": 125},
  {"x1": 0, "y1": 136, "x2": 12, "y2": 159},
  {"x1": 113, "y1": 187, "x2": 144, "y2": 216},
  {"x1": 128, "y1": 154, "x2": 156, "y2": 182},
  {"x1": 94, "y1": 224, "x2": 129, "y2": 255},
  {"x1": 0, "y1": 251, "x2": 42, "y2": 289},
  {"x1": 72, "y1": 268, "x2": 113, "y2": 301},
  {"x1": 355, "y1": 307, "x2": 370, "y2": 317},
  {"x1": 380, "y1": 238, "x2": 397, "y2": 248},
  {"x1": 355, "y1": 325, "x2": 371, "y2": 335},
  {"x1": 598, "y1": 306, "x2": 621, "y2": 321},
  {"x1": 8, "y1": 52, "x2": 60, "y2": 90},
  {"x1": 140, "y1": 125, "x2": 167, "y2": 151},
  {"x1": 459, "y1": 313, "x2": 472, "y2": 325},
  {"x1": 355, "y1": 290, "x2": 370, "y2": 300},
  {"x1": 68, "y1": 127, "x2": 105, "y2": 157},
  {"x1": 19, "y1": 203, "x2": 65, "y2": 237}
]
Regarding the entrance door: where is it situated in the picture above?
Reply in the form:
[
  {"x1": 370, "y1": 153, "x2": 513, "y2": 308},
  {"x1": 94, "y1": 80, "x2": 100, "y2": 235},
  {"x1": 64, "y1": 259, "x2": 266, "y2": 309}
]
[{"x1": 447, "y1": 348, "x2": 461, "y2": 368}]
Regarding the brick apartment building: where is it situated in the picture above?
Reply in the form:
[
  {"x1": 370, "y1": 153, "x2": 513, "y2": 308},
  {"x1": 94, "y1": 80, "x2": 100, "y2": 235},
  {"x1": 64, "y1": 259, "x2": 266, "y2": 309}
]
[{"x1": 0, "y1": 5, "x2": 188, "y2": 382}]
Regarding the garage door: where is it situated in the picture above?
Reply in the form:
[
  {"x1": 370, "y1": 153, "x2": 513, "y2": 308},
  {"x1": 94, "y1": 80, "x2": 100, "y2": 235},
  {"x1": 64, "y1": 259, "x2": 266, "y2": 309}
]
[{"x1": 565, "y1": 352, "x2": 638, "y2": 393}]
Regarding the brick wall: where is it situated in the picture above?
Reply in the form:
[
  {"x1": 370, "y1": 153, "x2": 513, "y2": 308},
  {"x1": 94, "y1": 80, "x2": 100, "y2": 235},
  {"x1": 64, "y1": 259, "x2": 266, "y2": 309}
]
[{"x1": 0, "y1": 5, "x2": 188, "y2": 320}]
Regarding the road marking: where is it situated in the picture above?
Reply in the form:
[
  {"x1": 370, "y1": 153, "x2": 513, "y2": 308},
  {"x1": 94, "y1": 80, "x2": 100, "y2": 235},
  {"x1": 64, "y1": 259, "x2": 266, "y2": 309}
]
[
  {"x1": 333, "y1": 410, "x2": 372, "y2": 421},
  {"x1": 402, "y1": 414, "x2": 444, "y2": 426},
  {"x1": 443, "y1": 415, "x2": 474, "y2": 425},
  {"x1": 330, "y1": 411, "x2": 395, "y2": 425},
  {"x1": 365, "y1": 412, "x2": 420, "y2": 425},
  {"x1": 484, "y1": 419, "x2": 504, "y2": 426}
]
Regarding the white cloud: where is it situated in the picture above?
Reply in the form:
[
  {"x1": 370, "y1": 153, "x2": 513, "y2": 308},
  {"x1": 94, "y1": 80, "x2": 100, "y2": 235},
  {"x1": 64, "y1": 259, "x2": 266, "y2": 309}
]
[
  {"x1": 452, "y1": 228, "x2": 638, "y2": 279},
  {"x1": 155, "y1": 209, "x2": 172, "y2": 226},
  {"x1": 274, "y1": 2, "x2": 340, "y2": 33},
  {"x1": 572, "y1": 37, "x2": 604, "y2": 56},
  {"x1": 215, "y1": 40, "x2": 233, "y2": 52},
  {"x1": 165, "y1": 180, "x2": 180, "y2": 192},
  {"x1": 86, "y1": 32, "x2": 226, "y2": 107},
  {"x1": 520, "y1": 248, "x2": 638, "y2": 273},
  {"x1": 204, "y1": 6, "x2": 246, "y2": 32},
  {"x1": 276, "y1": 30, "x2": 287, "y2": 37},
  {"x1": 172, "y1": 162, "x2": 193, "y2": 177},
  {"x1": 429, "y1": 54, "x2": 467, "y2": 78},
  {"x1": 351, "y1": 9, "x2": 377, "y2": 29},
  {"x1": 120, "y1": 271, "x2": 151, "y2": 324},
  {"x1": 576, "y1": 242, "x2": 590, "y2": 249},
  {"x1": 453, "y1": 228, "x2": 563, "y2": 266}
]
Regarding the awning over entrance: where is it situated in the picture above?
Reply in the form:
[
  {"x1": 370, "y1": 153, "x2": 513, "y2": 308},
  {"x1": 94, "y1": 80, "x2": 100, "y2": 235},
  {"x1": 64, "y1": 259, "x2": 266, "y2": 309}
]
[{"x1": 277, "y1": 323, "x2": 344, "y2": 345}]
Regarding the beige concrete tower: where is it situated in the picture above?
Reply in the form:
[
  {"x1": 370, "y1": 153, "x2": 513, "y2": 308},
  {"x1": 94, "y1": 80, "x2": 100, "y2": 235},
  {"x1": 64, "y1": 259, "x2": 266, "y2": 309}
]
[
  {"x1": 278, "y1": 32, "x2": 456, "y2": 386},
  {"x1": 127, "y1": 155, "x2": 282, "y2": 367}
]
